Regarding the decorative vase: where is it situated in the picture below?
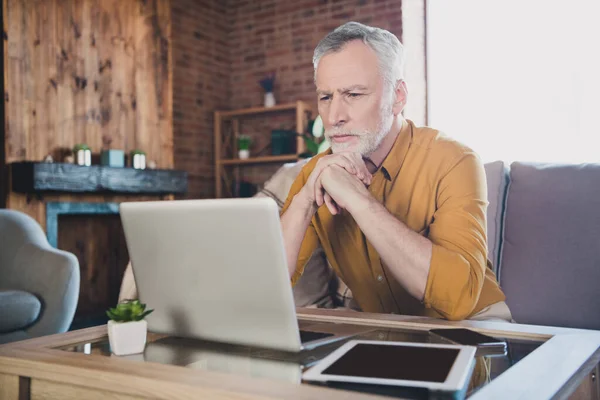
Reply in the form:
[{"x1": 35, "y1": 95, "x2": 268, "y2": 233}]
[
  {"x1": 238, "y1": 149, "x2": 250, "y2": 159},
  {"x1": 101, "y1": 150, "x2": 125, "y2": 168},
  {"x1": 264, "y1": 92, "x2": 276, "y2": 108},
  {"x1": 107, "y1": 320, "x2": 147, "y2": 356}
]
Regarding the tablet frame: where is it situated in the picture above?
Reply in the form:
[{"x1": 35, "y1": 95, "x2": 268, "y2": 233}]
[{"x1": 302, "y1": 339, "x2": 477, "y2": 392}]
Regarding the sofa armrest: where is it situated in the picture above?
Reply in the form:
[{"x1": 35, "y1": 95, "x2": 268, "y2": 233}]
[{"x1": 10, "y1": 242, "x2": 80, "y2": 337}]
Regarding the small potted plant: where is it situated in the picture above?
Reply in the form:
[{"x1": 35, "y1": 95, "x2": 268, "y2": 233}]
[
  {"x1": 238, "y1": 135, "x2": 252, "y2": 159},
  {"x1": 130, "y1": 149, "x2": 146, "y2": 170},
  {"x1": 106, "y1": 299, "x2": 153, "y2": 356},
  {"x1": 73, "y1": 144, "x2": 92, "y2": 166},
  {"x1": 259, "y1": 72, "x2": 276, "y2": 107}
]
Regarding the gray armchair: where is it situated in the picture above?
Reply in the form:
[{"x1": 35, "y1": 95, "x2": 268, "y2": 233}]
[{"x1": 0, "y1": 210, "x2": 80, "y2": 344}]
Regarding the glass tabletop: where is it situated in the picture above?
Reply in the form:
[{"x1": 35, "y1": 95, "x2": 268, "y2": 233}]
[{"x1": 58, "y1": 322, "x2": 544, "y2": 399}]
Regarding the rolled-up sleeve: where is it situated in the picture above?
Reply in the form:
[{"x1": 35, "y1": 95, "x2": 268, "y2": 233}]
[
  {"x1": 423, "y1": 152, "x2": 488, "y2": 320},
  {"x1": 280, "y1": 168, "x2": 320, "y2": 286}
]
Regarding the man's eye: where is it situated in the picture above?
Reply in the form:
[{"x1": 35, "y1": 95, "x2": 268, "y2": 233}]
[
  {"x1": 348, "y1": 93, "x2": 363, "y2": 98},
  {"x1": 319, "y1": 96, "x2": 331, "y2": 101}
]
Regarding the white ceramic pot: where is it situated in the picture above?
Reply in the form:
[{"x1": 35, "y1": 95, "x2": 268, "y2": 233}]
[
  {"x1": 108, "y1": 320, "x2": 147, "y2": 356},
  {"x1": 238, "y1": 149, "x2": 250, "y2": 159},
  {"x1": 75, "y1": 149, "x2": 92, "y2": 166},
  {"x1": 264, "y1": 92, "x2": 276, "y2": 108},
  {"x1": 132, "y1": 153, "x2": 146, "y2": 170}
]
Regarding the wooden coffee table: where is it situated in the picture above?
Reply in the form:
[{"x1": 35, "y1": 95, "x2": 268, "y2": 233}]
[{"x1": 1, "y1": 308, "x2": 599, "y2": 399}]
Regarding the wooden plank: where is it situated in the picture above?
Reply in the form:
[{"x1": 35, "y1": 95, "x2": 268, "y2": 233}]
[
  {"x1": 220, "y1": 102, "x2": 308, "y2": 119},
  {"x1": 0, "y1": 347, "x2": 384, "y2": 400},
  {"x1": 0, "y1": 374, "x2": 19, "y2": 400},
  {"x1": 39, "y1": 0, "x2": 58, "y2": 162},
  {"x1": 10, "y1": 162, "x2": 187, "y2": 195},
  {"x1": 155, "y1": 0, "x2": 173, "y2": 171},
  {"x1": 4, "y1": 0, "x2": 26, "y2": 161},
  {"x1": 220, "y1": 155, "x2": 299, "y2": 166},
  {"x1": 80, "y1": 0, "x2": 101, "y2": 154},
  {"x1": 4, "y1": 0, "x2": 173, "y2": 227},
  {"x1": 32, "y1": 379, "x2": 148, "y2": 400},
  {"x1": 58, "y1": 214, "x2": 129, "y2": 320}
]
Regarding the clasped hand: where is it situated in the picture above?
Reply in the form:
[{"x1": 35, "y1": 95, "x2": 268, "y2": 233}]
[{"x1": 300, "y1": 153, "x2": 372, "y2": 215}]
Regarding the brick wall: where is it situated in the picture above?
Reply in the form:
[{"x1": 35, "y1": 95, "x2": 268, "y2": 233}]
[
  {"x1": 172, "y1": 0, "x2": 230, "y2": 198},
  {"x1": 229, "y1": 0, "x2": 403, "y2": 110},
  {"x1": 172, "y1": 0, "x2": 403, "y2": 198}
]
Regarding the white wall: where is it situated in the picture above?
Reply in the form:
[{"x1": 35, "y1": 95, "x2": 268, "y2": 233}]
[{"x1": 427, "y1": 0, "x2": 600, "y2": 163}]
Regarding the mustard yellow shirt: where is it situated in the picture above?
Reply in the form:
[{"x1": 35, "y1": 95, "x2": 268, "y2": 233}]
[{"x1": 281, "y1": 120, "x2": 506, "y2": 320}]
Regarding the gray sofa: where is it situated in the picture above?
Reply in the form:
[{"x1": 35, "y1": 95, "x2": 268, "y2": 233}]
[
  {"x1": 491, "y1": 162, "x2": 600, "y2": 331},
  {"x1": 259, "y1": 160, "x2": 600, "y2": 331},
  {"x1": 0, "y1": 210, "x2": 80, "y2": 344}
]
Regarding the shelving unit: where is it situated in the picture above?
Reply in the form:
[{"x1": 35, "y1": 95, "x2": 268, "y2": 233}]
[{"x1": 214, "y1": 101, "x2": 313, "y2": 198}]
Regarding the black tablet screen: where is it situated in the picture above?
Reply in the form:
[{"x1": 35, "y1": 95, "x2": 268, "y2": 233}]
[{"x1": 321, "y1": 344, "x2": 459, "y2": 383}]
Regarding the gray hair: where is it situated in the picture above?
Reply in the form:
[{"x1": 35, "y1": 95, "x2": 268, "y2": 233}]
[{"x1": 313, "y1": 22, "x2": 405, "y2": 89}]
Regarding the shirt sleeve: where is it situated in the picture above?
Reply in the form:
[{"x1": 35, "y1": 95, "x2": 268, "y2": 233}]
[
  {"x1": 280, "y1": 167, "x2": 320, "y2": 286},
  {"x1": 423, "y1": 152, "x2": 489, "y2": 320}
]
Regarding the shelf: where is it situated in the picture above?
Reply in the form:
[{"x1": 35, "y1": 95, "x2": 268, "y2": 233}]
[
  {"x1": 10, "y1": 162, "x2": 188, "y2": 195},
  {"x1": 219, "y1": 154, "x2": 299, "y2": 165},
  {"x1": 218, "y1": 101, "x2": 311, "y2": 119}
]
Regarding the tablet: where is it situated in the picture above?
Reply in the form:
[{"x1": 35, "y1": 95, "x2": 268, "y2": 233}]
[{"x1": 302, "y1": 340, "x2": 476, "y2": 392}]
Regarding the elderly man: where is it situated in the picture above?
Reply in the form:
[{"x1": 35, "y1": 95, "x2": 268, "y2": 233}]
[{"x1": 281, "y1": 22, "x2": 512, "y2": 321}]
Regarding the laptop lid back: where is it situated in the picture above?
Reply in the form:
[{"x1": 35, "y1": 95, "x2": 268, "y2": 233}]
[{"x1": 120, "y1": 198, "x2": 302, "y2": 352}]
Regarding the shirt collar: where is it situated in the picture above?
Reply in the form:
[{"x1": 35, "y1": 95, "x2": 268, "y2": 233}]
[{"x1": 380, "y1": 119, "x2": 413, "y2": 181}]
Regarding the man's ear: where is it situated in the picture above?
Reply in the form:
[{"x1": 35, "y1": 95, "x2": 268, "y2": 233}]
[{"x1": 392, "y1": 80, "x2": 408, "y2": 116}]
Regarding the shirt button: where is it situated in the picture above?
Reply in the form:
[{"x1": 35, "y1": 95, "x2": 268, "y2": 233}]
[{"x1": 377, "y1": 275, "x2": 383, "y2": 282}]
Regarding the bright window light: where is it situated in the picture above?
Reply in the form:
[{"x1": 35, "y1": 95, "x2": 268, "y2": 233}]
[{"x1": 426, "y1": 0, "x2": 600, "y2": 163}]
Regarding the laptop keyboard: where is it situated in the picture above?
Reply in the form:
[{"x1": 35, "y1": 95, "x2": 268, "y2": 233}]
[{"x1": 299, "y1": 330, "x2": 334, "y2": 343}]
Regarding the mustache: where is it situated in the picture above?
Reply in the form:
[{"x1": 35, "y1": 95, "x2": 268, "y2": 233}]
[{"x1": 325, "y1": 128, "x2": 365, "y2": 137}]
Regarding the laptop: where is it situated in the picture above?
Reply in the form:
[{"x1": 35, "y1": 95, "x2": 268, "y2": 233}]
[{"x1": 119, "y1": 198, "x2": 348, "y2": 353}]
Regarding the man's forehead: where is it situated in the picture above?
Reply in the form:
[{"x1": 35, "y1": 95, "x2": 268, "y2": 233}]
[{"x1": 315, "y1": 43, "x2": 381, "y2": 90}]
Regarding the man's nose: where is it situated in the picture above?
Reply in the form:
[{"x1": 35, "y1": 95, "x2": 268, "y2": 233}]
[{"x1": 327, "y1": 96, "x2": 348, "y2": 127}]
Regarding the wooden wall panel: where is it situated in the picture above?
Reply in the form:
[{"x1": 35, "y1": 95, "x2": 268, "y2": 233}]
[
  {"x1": 57, "y1": 214, "x2": 129, "y2": 321},
  {"x1": 3, "y1": 0, "x2": 172, "y2": 225}
]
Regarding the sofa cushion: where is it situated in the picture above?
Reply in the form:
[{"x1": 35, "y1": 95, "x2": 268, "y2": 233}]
[
  {"x1": 484, "y1": 161, "x2": 509, "y2": 274},
  {"x1": 255, "y1": 159, "x2": 334, "y2": 308},
  {"x1": 0, "y1": 290, "x2": 41, "y2": 333},
  {"x1": 500, "y1": 162, "x2": 600, "y2": 330}
]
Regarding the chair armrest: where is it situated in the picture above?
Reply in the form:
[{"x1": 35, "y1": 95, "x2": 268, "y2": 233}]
[{"x1": 10, "y1": 243, "x2": 80, "y2": 337}]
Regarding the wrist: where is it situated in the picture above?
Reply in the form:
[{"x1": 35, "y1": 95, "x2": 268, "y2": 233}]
[
  {"x1": 294, "y1": 188, "x2": 317, "y2": 215},
  {"x1": 347, "y1": 191, "x2": 379, "y2": 217}
]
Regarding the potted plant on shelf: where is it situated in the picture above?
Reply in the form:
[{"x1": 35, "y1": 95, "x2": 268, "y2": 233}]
[
  {"x1": 73, "y1": 143, "x2": 92, "y2": 166},
  {"x1": 129, "y1": 149, "x2": 146, "y2": 170},
  {"x1": 238, "y1": 135, "x2": 252, "y2": 159},
  {"x1": 106, "y1": 299, "x2": 153, "y2": 356},
  {"x1": 259, "y1": 72, "x2": 276, "y2": 108}
]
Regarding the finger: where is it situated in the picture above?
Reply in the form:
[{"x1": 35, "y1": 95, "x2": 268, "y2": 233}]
[
  {"x1": 352, "y1": 153, "x2": 373, "y2": 183},
  {"x1": 344, "y1": 153, "x2": 371, "y2": 185},
  {"x1": 315, "y1": 174, "x2": 325, "y2": 207},
  {"x1": 314, "y1": 156, "x2": 356, "y2": 179},
  {"x1": 324, "y1": 192, "x2": 339, "y2": 215},
  {"x1": 339, "y1": 153, "x2": 364, "y2": 180}
]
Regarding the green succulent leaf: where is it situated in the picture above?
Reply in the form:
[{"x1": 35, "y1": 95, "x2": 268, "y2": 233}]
[{"x1": 106, "y1": 299, "x2": 154, "y2": 322}]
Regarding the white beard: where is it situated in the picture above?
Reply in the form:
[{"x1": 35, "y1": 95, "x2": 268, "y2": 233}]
[{"x1": 326, "y1": 103, "x2": 395, "y2": 157}]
